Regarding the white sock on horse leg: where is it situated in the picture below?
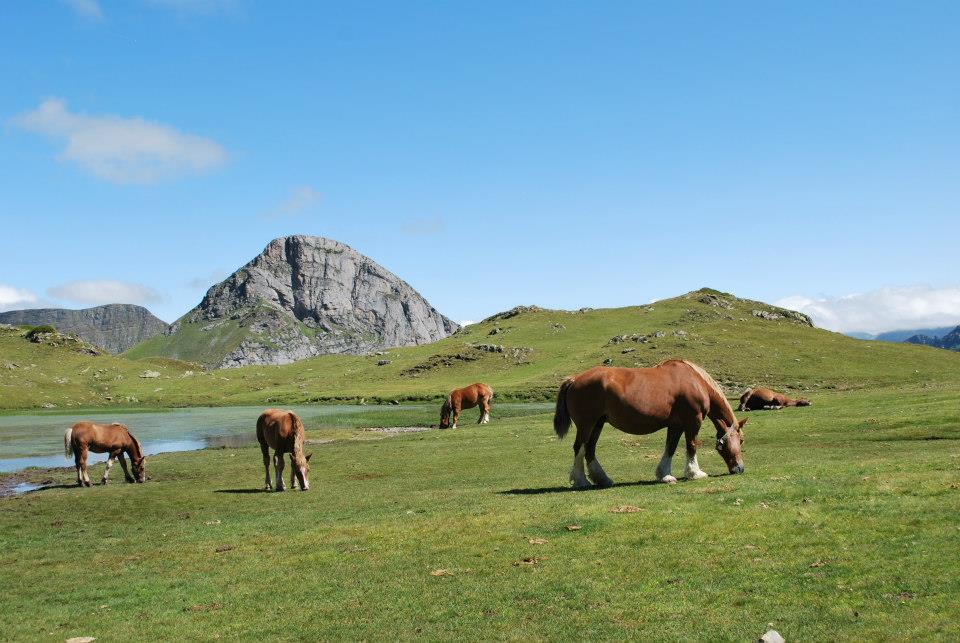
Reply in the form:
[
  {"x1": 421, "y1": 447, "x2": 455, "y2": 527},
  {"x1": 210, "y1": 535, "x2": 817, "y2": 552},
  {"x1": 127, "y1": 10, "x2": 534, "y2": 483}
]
[
  {"x1": 570, "y1": 444, "x2": 590, "y2": 488},
  {"x1": 102, "y1": 457, "x2": 115, "y2": 483},
  {"x1": 684, "y1": 453, "x2": 708, "y2": 480},
  {"x1": 656, "y1": 449, "x2": 677, "y2": 483}
]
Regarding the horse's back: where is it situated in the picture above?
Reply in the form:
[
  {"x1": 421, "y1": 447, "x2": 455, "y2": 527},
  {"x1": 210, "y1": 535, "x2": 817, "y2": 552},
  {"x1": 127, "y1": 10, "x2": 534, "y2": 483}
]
[
  {"x1": 69, "y1": 421, "x2": 129, "y2": 451},
  {"x1": 257, "y1": 408, "x2": 297, "y2": 450}
]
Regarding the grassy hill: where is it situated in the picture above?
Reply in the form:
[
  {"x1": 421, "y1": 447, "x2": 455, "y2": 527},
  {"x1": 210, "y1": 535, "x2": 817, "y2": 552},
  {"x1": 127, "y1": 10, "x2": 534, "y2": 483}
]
[{"x1": 3, "y1": 288, "x2": 960, "y2": 410}]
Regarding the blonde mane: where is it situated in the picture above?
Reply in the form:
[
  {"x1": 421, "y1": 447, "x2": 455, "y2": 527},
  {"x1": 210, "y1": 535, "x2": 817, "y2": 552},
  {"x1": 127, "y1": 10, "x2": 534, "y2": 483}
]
[{"x1": 658, "y1": 359, "x2": 735, "y2": 418}]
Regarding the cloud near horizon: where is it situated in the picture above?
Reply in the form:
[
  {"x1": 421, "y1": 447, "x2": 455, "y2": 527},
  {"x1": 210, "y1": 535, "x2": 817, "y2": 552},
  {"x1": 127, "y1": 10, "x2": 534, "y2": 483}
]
[
  {"x1": 48, "y1": 280, "x2": 162, "y2": 306},
  {"x1": 776, "y1": 285, "x2": 960, "y2": 335},
  {"x1": 261, "y1": 185, "x2": 321, "y2": 220},
  {"x1": 11, "y1": 98, "x2": 227, "y2": 183},
  {"x1": 63, "y1": 0, "x2": 103, "y2": 19},
  {"x1": 0, "y1": 284, "x2": 40, "y2": 312}
]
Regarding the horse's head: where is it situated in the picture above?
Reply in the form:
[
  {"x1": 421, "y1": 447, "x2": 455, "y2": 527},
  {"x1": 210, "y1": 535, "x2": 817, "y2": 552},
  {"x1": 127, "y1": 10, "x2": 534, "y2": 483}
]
[
  {"x1": 716, "y1": 417, "x2": 747, "y2": 474},
  {"x1": 795, "y1": 398, "x2": 811, "y2": 407},
  {"x1": 294, "y1": 453, "x2": 312, "y2": 491},
  {"x1": 132, "y1": 456, "x2": 146, "y2": 483},
  {"x1": 439, "y1": 402, "x2": 451, "y2": 429}
]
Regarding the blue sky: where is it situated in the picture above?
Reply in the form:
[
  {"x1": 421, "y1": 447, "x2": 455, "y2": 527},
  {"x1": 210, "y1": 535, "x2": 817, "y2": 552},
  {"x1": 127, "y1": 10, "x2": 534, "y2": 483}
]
[{"x1": 2, "y1": 1, "x2": 958, "y2": 334}]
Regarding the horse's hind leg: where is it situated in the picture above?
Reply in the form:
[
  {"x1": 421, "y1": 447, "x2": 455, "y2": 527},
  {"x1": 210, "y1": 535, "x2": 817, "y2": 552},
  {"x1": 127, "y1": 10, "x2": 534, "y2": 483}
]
[
  {"x1": 260, "y1": 442, "x2": 272, "y2": 490},
  {"x1": 478, "y1": 397, "x2": 490, "y2": 424},
  {"x1": 683, "y1": 424, "x2": 709, "y2": 480},
  {"x1": 655, "y1": 426, "x2": 683, "y2": 484},
  {"x1": 78, "y1": 448, "x2": 92, "y2": 487},
  {"x1": 274, "y1": 452, "x2": 286, "y2": 492},
  {"x1": 569, "y1": 419, "x2": 593, "y2": 489},
  {"x1": 74, "y1": 452, "x2": 84, "y2": 487},
  {"x1": 585, "y1": 420, "x2": 613, "y2": 488}
]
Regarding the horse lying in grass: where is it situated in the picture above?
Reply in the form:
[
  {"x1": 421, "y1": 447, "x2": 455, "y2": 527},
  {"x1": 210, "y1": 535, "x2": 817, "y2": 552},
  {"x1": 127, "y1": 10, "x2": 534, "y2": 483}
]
[
  {"x1": 554, "y1": 359, "x2": 746, "y2": 487},
  {"x1": 738, "y1": 387, "x2": 811, "y2": 411},
  {"x1": 439, "y1": 383, "x2": 494, "y2": 429},
  {"x1": 64, "y1": 422, "x2": 145, "y2": 487},
  {"x1": 257, "y1": 409, "x2": 312, "y2": 491}
]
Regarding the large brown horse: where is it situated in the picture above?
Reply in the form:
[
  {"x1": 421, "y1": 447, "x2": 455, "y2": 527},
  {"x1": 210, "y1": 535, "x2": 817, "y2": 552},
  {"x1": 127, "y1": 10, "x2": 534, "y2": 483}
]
[
  {"x1": 554, "y1": 360, "x2": 747, "y2": 487},
  {"x1": 739, "y1": 387, "x2": 811, "y2": 411},
  {"x1": 257, "y1": 409, "x2": 312, "y2": 491},
  {"x1": 64, "y1": 422, "x2": 145, "y2": 487},
  {"x1": 439, "y1": 383, "x2": 494, "y2": 429}
]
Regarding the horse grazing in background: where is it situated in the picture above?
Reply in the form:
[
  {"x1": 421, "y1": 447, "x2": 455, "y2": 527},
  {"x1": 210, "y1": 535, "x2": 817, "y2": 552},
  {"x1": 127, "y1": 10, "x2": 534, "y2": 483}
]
[
  {"x1": 439, "y1": 383, "x2": 494, "y2": 429},
  {"x1": 64, "y1": 422, "x2": 145, "y2": 487},
  {"x1": 554, "y1": 359, "x2": 747, "y2": 488},
  {"x1": 738, "y1": 387, "x2": 811, "y2": 411},
  {"x1": 257, "y1": 409, "x2": 312, "y2": 491}
]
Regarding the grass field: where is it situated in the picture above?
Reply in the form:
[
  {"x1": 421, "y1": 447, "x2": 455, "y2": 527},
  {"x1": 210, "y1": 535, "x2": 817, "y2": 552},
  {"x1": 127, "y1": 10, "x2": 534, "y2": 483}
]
[
  {"x1": 3, "y1": 288, "x2": 960, "y2": 410},
  {"x1": 2, "y1": 386, "x2": 958, "y2": 640}
]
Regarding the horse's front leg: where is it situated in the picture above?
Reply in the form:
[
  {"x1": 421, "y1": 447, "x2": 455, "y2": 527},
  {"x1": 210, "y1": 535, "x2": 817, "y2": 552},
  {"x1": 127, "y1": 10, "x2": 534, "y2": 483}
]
[
  {"x1": 656, "y1": 427, "x2": 683, "y2": 483},
  {"x1": 683, "y1": 425, "x2": 709, "y2": 480},
  {"x1": 289, "y1": 454, "x2": 297, "y2": 490},
  {"x1": 452, "y1": 406, "x2": 460, "y2": 429},
  {"x1": 101, "y1": 454, "x2": 118, "y2": 485},
  {"x1": 274, "y1": 452, "x2": 286, "y2": 492},
  {"x1": 117, "y1": 453, "x2": 135, "y2": 483}
]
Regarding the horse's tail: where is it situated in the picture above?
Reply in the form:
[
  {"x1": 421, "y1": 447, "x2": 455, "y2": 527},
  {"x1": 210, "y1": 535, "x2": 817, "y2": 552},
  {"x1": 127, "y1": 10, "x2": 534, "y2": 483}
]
[
  {"x1": 64, "y1": 427, "x2": 74, "y2": 459},
  {"x1": 553, "y1": 378, "x2": 574, "y2": 439}
]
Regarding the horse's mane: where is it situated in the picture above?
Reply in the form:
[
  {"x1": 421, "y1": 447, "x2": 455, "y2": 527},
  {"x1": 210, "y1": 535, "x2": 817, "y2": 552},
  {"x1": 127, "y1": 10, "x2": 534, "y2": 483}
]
[
  {"x1": 126, "y1": 429, "x2": 144, "y2": 460},
  {"x1": 289, "y1": 412, "x2": 307, "y2": 468},
  {"x1": 441, "y1": 394, "x2": 453, "y2": 414},
  {"x1": 660, "y1": 359, "x2": 735, "y2": 419}
]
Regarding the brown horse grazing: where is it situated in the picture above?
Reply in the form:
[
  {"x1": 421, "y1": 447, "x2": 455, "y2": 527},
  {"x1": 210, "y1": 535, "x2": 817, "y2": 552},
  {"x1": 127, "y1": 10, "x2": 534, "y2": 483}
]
[
  {"x1": 738, "y1": 387, "x2": 811, "y2": 411},
  {"x1": 554, "y1": 360, "x2": 747, "y2": 488},
  {"x1": 439, "y1": 383, "x2": 494, "y2": 429},
  {"x1": 257, "y1": 409, "x2": 312, "y2": 491},
  {"x1": 64, "y1": 422, "x2": 145, "y2": 487}
]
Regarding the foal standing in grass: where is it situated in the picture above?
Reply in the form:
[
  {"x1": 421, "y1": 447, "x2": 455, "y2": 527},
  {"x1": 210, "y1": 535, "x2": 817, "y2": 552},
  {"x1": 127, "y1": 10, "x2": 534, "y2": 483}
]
[
  {"x1": 439, "y1": 383, "x2": 494, "y2": 429},
  {"x1": 554, "y1": 359, "x2": 746, "y2": 487},
  {"x1": 257, "y1": 409, "x2": 312, "y2": 491},
  {"x1": 64, "y1": 421, "x2": 145, "y2": 487}
]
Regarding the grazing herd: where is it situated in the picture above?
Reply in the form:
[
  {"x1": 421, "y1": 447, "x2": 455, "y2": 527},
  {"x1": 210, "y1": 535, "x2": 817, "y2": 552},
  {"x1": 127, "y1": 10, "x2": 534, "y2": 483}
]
[{"x1": 61, "y1": 362, "x2": 810, "y2": 491}]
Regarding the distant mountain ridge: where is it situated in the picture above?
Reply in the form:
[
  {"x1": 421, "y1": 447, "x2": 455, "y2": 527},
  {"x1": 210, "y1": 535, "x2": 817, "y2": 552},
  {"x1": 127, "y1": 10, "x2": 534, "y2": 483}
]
[
  {"x1": 0, "y1": 304, "x2": 168, "y2": 354},
  {"x1": 845, "y1": 326, "x2": 957, "y2": 342},
  {"x1": 905, "y1": 326, "x2": 960, "y2": 352},
  {"x1": 126, "y1": 235, "x2": 459, "y2": 368}
]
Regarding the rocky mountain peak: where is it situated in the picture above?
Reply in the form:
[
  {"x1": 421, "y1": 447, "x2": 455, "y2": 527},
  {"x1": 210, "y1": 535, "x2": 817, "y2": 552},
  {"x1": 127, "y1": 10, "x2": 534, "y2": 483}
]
[{"x1": 163, "y1": 235, "x2": 459, "y2": 367}]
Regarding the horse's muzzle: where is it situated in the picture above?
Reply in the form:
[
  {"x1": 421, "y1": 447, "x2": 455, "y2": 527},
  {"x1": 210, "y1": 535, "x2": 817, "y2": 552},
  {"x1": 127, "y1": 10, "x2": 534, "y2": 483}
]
[{"x1": 731, "y1": 464, "x2": 744, "y2": 474}]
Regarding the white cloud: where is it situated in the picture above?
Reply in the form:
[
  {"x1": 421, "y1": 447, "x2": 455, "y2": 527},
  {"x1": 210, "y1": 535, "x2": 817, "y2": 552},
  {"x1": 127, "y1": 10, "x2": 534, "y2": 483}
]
[
  {"x1": 48, "y1": 280, "x2": 162, "y2": 306},
  {"x1": 459, "y1": 320, "x2": 476, "y2": 327},
  {"x1": 401, "y1": 216, "x2": 445, "y2": 237},
  {"x1": 261, "y1": 185, "x2": 320, "y2": 219},
  {"x1": 63, "y1": 0, "x2": 103, "y2": 19},
  {"x1": 10, "y1": 98, "x2": 227, "y2": 183},
  {"x1": 145, "y1": 0, "x2": 239, "y2": 14},
  {"x1": 186, "y1": 270, "x2": 228, "y2": 289},
  {"x1": 0, "y1": 284, "x2": 40, "y2": 311},
  {"x1": 776, "y1": 285, "x2": 960, "y2": 335}
]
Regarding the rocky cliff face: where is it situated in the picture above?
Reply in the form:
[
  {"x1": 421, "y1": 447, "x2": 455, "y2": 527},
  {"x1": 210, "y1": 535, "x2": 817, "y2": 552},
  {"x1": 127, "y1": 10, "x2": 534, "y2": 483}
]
[
  {"x1": 0, "y1": 304, "x2": 168, "y2": 354},
  {"x1": 159, "y1": 236, "x2": 459, "y2": 368}
]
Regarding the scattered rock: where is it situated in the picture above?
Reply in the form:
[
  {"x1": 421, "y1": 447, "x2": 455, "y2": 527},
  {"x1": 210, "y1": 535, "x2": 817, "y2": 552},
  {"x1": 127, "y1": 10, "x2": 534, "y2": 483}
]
[
  {"x1": 2, "y1": 362, "x2": 18, "y2": 369},
  {"x1": 610, "y1": 505, "x2": 643, "y2": 514},
  {"x1": 513, "y1": 556, "x2": 541, "y2": 566},
  {"x1": 565, "y1": 524, "x2": 582, "y2": 531},
  {"x1": 759, "y1": 629, "x2": 785, "y2": 643},
  {"x1": 139, "y1": 370, "x2": 161, "y2": 379},
  {"x1": 430, "y1": 569, "x2": 453, "y2": 577},
  {"x1": 602, "y1": 358, "x2": 613, "y2": 365},
  {"x1": 214, "y1": 545, "x2": 235, "y2": 553},
  {"x1": 65, "y1": 637, "x2": 97, "y2": 643},
  {"x1": 377, "y1": 360, "x2": 392, "y2": 366},
  {"x1": 528, "y1": 538, "x2": 548, "y2": 545},
  {"x1": 42, "y1": 402, "x2": 56, "y2": 409}
]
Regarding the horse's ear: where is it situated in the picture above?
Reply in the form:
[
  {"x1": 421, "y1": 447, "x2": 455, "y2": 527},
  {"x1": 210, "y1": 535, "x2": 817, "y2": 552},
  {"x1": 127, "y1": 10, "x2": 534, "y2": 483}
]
[
  {"x1": 738, "y1": 417, "x2": 748, "y2": 430},
  {"x1": 306, "y1": 453, "x2": 313, "y2": 462}
]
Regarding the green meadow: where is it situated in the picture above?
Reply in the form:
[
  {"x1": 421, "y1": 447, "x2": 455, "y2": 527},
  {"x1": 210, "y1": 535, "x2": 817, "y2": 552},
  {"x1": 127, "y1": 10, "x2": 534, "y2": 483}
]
[
  {"x1": 1, "y1": 387, "x2": 958, "y2": 640},
  {"x1": 1, "y1": 288, "x2": 959, "y2": 640}
]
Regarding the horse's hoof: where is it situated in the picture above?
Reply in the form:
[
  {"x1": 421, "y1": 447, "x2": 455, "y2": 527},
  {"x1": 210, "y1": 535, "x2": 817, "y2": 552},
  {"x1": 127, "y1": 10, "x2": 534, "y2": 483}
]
[
  {"x1": 594, "y1": 478, "x2": 614, "y2": 489},
  {"x1": 659, "y1": 475, "x2": 678, "y2": 484},
  {"x1": 83, "y1": 481, "x2": 92, "y2": 487},
  {"x1": 101, "y1": 479, "x2": 108, "y2": 485},
  {"x1": 688, "y1": 471, "x2": 709, "y2": 480}
]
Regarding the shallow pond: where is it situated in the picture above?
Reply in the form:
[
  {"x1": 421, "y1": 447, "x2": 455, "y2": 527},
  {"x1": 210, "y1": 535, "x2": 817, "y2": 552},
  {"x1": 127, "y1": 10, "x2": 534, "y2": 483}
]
[{"x1": 0, "y1": 403, "x2": 551, "y2": 473}]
